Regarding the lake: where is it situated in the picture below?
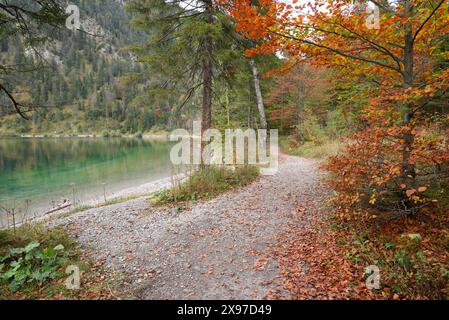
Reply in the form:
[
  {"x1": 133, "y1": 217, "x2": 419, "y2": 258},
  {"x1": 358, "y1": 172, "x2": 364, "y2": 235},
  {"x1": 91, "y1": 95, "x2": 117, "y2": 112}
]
[{"x1": 0, "y1": 138, "x2": 175, "y2": 226}]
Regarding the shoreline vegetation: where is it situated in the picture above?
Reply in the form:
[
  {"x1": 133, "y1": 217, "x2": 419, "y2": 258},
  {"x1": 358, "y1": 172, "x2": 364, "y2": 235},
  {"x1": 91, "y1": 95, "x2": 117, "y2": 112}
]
[
  {"x1": 0, "y1": 133, "x2": 171, "y2": 140},
  {"x1": 151, "y1": 165, "x2": 260, "y2": 206},
  {"x1": 2, "y1": 164, "x2": 260, "y2": 227}
]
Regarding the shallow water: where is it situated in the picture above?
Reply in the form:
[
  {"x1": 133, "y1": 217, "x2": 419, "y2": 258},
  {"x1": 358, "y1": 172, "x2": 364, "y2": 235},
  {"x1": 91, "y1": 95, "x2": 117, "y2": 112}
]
[{"x1": 0, "y1": 138, "x2": 174, "y2": 224}]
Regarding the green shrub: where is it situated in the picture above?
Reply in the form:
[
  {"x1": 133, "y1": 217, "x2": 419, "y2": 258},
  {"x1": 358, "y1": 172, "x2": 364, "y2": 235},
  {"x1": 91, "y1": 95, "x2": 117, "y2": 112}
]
[
  {"x1": 151, "y1": 165, "x2": 259, "y2": 205},
  {"x1": 295, "y1": 115, "x2": 326, "y2": 144},
  {"x1": 0, "y1": 225, "x2": 78, "y2": 295},
  {"x1": 0, "y1": 241, "x2": 67, "y2": 291},
  {"x1": 325, "y1": 109, "x2": 348, "y2": 138},
  {"x1": 0, "y1": 225, "x2": 121, "y2": 300},
  {"x1": 101, "y1": 130, "x2": 122, "y2": 138}
]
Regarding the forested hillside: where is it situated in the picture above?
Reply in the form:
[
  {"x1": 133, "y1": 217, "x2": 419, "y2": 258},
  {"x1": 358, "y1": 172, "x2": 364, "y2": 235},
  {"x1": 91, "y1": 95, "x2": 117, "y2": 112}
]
[
  {"x1": 0, "y1": 0, "x2": 281, "y2": 136},
  {"x1": 0, "y1": 0, "x2": 149, "y2": 135}
]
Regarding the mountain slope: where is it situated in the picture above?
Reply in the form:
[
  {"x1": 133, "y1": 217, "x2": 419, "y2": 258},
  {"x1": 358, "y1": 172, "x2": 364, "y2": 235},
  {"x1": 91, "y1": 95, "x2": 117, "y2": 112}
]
[{"x1": 0, "y1": 0, "x2": 158, "y2": 136}]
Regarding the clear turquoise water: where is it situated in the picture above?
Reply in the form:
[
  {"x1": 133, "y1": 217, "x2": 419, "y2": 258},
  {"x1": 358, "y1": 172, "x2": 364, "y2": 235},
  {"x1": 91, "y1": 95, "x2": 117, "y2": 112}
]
[{"x1": 0, "y1": 138, "x2": 174, "y2": 220}]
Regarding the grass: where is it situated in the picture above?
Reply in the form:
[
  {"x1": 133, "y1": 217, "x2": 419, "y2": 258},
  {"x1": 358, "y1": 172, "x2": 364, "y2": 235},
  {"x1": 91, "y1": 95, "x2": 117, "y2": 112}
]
[
  {"x1": 151, "y1": 165, "x2": 259, "y2": 205},
  {"x1": 0, "y1": 224, "x2": 119, "y2": 299},
  {"x1": 280, "y1": 136, "x2": 344, "y2": 160},
  {"x1": 0, "y1": 224, "x2": 76, "y2": 257}
]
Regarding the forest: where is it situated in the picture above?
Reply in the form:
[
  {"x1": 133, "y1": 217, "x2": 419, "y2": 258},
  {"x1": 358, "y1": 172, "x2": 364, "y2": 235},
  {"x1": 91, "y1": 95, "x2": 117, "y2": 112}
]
[{"x1": 0, "y1": 0, "x2": 448, "y2": 302}]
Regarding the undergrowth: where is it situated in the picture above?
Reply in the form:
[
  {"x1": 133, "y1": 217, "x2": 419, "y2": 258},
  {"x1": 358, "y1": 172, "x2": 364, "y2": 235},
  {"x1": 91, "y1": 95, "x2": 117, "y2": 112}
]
[
  {"x1": 0, "y1": 224, "x2": 119, "y2": 299},
  {"x1": 151, "y1": 165, "x2": 259, "y2": 205},
  {"x1": 334, "y1": 202, "x2": 449, "y2": 299},
  {"x1": 280, "y1": 136, "x2": 343, "y2": 160}
]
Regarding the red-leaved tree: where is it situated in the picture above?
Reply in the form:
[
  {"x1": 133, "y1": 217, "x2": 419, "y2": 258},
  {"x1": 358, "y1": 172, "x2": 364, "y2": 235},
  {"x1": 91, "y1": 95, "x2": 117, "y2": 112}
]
[{"x1": 223, "y1": 0, "x2": 449, "y2": 219}]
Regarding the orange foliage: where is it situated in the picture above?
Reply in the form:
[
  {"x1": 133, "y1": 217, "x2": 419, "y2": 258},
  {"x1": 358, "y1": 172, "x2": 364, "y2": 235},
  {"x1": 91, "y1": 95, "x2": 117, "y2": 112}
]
[
  {"x1": 223, "y1": 0, "x2": 449, "y2": 99},
  {"x1": 267, "y1": 63, "x2": 330, "y2": 132},
  {"x1": 326, "y1": 106, "x2": 449, "y2": 219},
  {"x1": 224, "y1": 0, "x2": 449, "y2": 219}
]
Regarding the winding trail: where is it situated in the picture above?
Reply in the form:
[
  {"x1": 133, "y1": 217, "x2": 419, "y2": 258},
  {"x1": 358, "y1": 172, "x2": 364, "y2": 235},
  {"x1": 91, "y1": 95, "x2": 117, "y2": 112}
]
[{"x1": 55, "y1": 154, "x2": 328, "y2": 299}]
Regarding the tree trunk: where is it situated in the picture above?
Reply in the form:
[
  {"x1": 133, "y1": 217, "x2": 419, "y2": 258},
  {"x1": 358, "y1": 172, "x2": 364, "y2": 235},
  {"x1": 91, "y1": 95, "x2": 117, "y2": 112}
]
[
  {"x1": 199, "y1": 0, "x2": 214, "y2": 169},
  {"x1": 250, "y1": 60, "x2": 268, "y2": 129},
  {"x1": 401, "y1": 1, "x2": 416, "y2": 191},
  {"x1": 201, "y1": 1, "x2": 213, "y2": 132},
  {"x1": 297, "y1": 64, "x2": 306, "y2": 130},
  {"x1": 225, "y1": 87, "x2": 230, "y2": 126},
  {"x1": 202, "y1": 56, "x2": 212, "y2": 131},
  {"x1": 32, "y1": 109, "x2": 36, "y2": 136}
]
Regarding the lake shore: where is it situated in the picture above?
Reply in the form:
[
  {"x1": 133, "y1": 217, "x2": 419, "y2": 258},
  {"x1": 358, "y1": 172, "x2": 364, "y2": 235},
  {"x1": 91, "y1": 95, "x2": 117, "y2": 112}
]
[
  {"x1": 0, "y1": 133, "x2": 170, "y2": 140},
  {"x1": 0, "y1": 174, "x2": 182, "y2": 230},
  {"x1": 0, "y1": 137, "x2": 178, "y2": 229}
]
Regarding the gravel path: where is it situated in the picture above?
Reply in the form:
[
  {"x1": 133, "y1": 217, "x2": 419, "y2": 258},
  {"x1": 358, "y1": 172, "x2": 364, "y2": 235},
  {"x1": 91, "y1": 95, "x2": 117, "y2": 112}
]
[{"x1": 54, "y1": 155, "x2": 327, "y2": 299}]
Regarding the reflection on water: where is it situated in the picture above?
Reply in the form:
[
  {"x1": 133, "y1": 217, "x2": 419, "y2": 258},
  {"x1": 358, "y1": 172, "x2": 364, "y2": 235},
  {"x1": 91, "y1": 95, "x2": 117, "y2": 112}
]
[{"x1": 0, "y1": 138, "x2": 174, "y2": 225}]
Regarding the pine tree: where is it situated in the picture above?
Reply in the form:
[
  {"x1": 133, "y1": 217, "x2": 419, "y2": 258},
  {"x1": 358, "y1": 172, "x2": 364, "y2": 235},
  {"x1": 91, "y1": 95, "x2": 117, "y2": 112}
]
[{"x1": 127, "y1": 0, "x2": 243, "y2": 131}]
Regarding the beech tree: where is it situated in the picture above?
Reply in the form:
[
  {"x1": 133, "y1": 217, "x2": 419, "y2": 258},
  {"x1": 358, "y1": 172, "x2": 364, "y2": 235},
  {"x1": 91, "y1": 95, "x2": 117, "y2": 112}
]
[
  {"x1": 226, "y1": 0, "x2": 449, "y2": 217},
  {"x1": 266, "y1": 63, "x2": 331, "y2": 135}
]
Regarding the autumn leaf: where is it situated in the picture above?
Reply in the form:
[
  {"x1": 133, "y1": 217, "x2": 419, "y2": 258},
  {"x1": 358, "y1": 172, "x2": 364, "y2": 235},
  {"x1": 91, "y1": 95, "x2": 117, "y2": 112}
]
[{"x1": 406, "y1": 189, "x2": 416, "y2": 197}]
